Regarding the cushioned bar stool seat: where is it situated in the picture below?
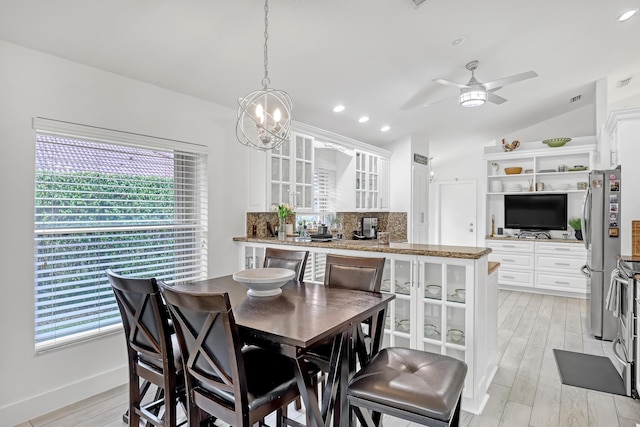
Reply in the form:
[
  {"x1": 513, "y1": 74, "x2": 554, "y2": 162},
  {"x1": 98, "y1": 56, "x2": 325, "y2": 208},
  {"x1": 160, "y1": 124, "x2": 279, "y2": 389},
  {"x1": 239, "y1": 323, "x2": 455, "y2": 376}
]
[{"x1": 347, "y1": 347, "x2": 467, "y2": 427}]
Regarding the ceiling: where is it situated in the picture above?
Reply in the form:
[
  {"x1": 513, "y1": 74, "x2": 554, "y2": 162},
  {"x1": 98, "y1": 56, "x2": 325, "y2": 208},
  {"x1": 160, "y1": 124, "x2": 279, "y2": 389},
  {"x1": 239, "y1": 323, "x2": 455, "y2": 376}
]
[{"x1": 1, "y1": 0, "x2": 639, "y2": 147}]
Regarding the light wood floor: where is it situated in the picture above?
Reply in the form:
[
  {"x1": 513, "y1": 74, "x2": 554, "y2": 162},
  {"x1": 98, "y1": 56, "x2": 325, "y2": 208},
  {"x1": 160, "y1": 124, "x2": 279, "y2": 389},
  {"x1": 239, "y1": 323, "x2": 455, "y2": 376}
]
[{"x1": 15, "y1": 290, "x2": 640, "y2": 427}]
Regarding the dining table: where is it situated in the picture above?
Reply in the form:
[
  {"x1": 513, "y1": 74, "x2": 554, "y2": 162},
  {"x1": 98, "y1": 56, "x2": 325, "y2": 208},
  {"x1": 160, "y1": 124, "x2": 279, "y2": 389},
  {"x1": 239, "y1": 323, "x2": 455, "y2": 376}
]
[{"x1": 170, "y1": 274, "x2": 394, "y2": 427}]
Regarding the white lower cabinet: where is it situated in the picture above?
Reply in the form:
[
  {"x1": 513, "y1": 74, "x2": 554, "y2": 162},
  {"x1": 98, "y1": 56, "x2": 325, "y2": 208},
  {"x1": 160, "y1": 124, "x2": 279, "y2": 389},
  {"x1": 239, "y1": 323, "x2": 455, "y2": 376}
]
[
  {"x1": 487, "y1": 239, "x2": 587, "y2": 297},
  {"x1": 236, "y1": 241, "x2": 497, "y2": 415}
]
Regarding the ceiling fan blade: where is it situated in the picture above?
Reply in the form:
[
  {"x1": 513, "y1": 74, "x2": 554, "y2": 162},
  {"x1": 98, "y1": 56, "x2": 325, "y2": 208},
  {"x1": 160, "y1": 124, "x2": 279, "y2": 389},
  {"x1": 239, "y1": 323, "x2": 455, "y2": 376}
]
[
  {"x1": 487, "y1": 92, "x2": 508, "y2": 104},
  {"x1": 483, "y1": 71, "x2": 538, "y2": 90},
  {"x1": 433, "y1": 78, "x2": 470, "y2": 89}
]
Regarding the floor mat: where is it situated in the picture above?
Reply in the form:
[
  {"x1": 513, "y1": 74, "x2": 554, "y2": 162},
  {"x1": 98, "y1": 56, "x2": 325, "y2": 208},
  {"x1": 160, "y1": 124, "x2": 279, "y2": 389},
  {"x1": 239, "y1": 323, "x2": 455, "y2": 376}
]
[{"x1": 553, "y1": 349, "x2": 626, "y2": 395}]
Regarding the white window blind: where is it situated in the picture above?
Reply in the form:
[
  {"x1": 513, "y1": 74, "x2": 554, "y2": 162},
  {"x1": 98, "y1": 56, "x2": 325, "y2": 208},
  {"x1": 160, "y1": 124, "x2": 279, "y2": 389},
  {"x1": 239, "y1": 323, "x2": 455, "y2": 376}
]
[
  {"x1": 314, "y1": 167, "x2": 336, "y2": 213},
  {"x1": 33, "y1": 121, "x2": 208, "y2": 350}
]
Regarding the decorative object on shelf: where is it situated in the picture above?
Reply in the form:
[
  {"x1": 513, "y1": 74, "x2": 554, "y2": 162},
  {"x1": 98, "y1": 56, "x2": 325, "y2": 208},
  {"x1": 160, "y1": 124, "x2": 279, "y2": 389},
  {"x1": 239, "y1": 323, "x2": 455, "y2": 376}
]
[
  {"x1": 528, "y1": 179, "x2": 533, "y2": 192},
  {"x1": 424, "y1": 323, "x2": 440, "y2": 337},
  {"x1": 542, "y1": 137, "x2": 571, "y2": 148},
  {"x1": 504, "y1": 166, "x2": 523, "y2": 174},
  {"x1": 232, "y1": 267, "x2": 295, "y2": 297},
  {"x1": 425, "y1": 284, "x2": 441, "y2": 297},
  {"x1": 377, "y1": 231, "x2": 390, "y2": 245},
  {"x1": 558, "y1": 164, "x2": 568, "y2": 172},
  {"x1": 491, "y1": 181, "x2": 503, "y2": 192},
  {"x1": 538, "y1": 168, "x2": 557, "y2": 173},
  {"x1": 536, "y1": 182, "x2": 545, "y2": 191},
  {"x1": 490, "y1": 162, "x2": 500, "y2": 175},
  {"x1": 447, "y1": 328, "x2": 465, "y2": 343},
  {"x1": 272, "y1": 203, "x2": 295, "y2": 241},
  {"x1": 525, "y1": 169, "x2": 534, "y2": 174},
  {"x1": 491, "y1": 214, "x2": 495, "y2": 237},
  {"x1": 236, "y1": 0, "x2": 292, "y2": 151},
  {"x1": 577, "y1": 181, "x2": 588, "y2": 190},
  {"x1": 569, "y1": 165, "x2": 588, "y2": 171},
  {"x1": 569, "y1": 218, "x2": 583, "y2": 240},
  {"x1": 501, "y1": 138, "x2": 521, "y2": 152}
]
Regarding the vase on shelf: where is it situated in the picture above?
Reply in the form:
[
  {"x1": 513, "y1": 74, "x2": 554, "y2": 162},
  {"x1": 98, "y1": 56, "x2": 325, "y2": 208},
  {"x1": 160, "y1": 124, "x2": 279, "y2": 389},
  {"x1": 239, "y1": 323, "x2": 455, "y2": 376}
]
[
  {"x1": 278, "y1": 220, "x2": 286, "y2": 241},
  {"x1": 575, "y1": 230, "x2": 583, "y2": 241}
]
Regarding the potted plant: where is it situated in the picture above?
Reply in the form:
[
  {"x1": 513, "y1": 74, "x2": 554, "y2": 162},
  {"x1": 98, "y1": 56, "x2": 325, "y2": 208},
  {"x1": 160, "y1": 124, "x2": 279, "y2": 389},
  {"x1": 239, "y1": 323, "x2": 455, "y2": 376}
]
[{"x1": 568, "y1": 218, "x2": 582, "y2": 240}]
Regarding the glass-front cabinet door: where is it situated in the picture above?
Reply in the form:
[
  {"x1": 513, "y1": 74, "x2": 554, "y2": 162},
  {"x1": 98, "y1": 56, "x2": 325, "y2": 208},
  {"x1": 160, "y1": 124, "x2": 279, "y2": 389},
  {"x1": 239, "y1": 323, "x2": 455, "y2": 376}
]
[
  {"x1": 269, "y1": 132, "x2": 314, "y2": 211},
  {"x1": 382, "y1": 256, "x2": 470, "y2": 365},
  {"x1": 355, "y1": 150, "x2": 379, "y2": 210}
]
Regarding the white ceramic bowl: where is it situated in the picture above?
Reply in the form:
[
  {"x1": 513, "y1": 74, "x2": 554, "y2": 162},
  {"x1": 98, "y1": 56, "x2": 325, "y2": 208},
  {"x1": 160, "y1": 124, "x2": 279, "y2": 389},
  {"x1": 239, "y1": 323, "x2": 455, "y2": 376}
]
[{"x1": 232, "y1": 268, "x2": 295, "y2": 297}]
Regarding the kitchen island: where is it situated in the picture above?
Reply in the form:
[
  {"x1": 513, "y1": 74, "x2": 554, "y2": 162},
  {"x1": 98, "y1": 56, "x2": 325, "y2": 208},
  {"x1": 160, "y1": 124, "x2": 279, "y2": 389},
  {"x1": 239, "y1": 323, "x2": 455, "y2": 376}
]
[{"x1": 234, "y1": 237, "x2": 497, "y2": 414}]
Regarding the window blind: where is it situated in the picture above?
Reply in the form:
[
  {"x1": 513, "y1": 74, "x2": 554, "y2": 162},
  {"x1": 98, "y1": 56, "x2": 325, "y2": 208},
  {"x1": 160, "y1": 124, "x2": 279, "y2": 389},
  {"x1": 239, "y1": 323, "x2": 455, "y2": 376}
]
[
  {"x1": 33, "y1": 126, "x2": 208, "y2": 350},
  {"x1": 314, "y1": 167, "x2": 336, "y2": 213}
]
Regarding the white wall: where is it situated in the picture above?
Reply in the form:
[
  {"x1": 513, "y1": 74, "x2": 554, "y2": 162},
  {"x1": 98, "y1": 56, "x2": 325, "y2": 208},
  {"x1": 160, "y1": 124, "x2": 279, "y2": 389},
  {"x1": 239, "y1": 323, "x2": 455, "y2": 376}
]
[{"x1": 0, "y1": 40, "x2": 251, "y2": 426}]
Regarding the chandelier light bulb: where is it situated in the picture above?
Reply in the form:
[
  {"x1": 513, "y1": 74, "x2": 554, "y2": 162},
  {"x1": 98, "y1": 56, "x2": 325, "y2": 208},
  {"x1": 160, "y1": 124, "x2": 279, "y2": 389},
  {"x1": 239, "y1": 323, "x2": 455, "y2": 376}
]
[
  {"x1": 274, "y1": 108, "x2": 281, "y2": 122},
  {"x1": 256, "y1": 104, "x2": 264, "y2": 124}
]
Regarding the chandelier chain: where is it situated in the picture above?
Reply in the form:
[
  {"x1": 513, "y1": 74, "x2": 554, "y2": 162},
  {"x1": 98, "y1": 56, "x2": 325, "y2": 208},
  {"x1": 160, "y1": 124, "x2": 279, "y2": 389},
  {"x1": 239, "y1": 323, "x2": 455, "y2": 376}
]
[{"x1": 262, "y1": 0, "x2": 270, "y2": 89}]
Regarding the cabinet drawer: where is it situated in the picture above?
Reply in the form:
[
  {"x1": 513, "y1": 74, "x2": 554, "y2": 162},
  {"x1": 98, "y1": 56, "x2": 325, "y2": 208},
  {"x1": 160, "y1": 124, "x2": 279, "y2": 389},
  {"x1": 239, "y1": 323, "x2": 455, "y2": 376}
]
[
  {"x1": 487, "y1": 240, "x2": 534, "y2": 253},
  {"x1": 536, "y1": 255, "x2": 585, "y2": 273},
  {"x1": 535, "y1": 242, "x2": 587, "y2": 257},
  {"x1": 490, "y1": 252, "x2": 534, "y2": 269},
  {"x1": 498, "y1": 269, "x2": 533, "y2": 286},
  {"x1": 535, "y1": 272, "x2": 587, "y2": 292}
]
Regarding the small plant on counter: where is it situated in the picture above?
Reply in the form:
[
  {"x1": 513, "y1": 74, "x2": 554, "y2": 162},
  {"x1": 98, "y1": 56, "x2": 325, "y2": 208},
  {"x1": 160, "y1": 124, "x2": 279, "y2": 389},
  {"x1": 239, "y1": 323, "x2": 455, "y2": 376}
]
[
  {"x1": 272, "y1": 203, "x2": 295, "y2": 222},
  {"x1": 568, "y1": 218, "x2": 583, "y2": 240}
]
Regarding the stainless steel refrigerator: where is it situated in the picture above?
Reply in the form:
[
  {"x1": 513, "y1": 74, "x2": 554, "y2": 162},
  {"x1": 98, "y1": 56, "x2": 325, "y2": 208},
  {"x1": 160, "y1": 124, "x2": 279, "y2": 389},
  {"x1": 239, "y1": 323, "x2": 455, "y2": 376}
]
[{"x1": 582, "y1": 168, "x2": 621, "y2": 341}]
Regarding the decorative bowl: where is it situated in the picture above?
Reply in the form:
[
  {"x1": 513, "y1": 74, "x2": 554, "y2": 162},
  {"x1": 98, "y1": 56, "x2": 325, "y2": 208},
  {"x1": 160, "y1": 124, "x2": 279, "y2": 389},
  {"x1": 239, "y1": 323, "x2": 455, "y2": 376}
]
[
  {"x1": 233, "y1": 268, "x2": 295, "y2": 297},
  {"x1": 542, "y1": 137, "x2": 571, "y2": 148},
  {"x1": 504, "y1": 167, "x2": 523, "y2": 175}
]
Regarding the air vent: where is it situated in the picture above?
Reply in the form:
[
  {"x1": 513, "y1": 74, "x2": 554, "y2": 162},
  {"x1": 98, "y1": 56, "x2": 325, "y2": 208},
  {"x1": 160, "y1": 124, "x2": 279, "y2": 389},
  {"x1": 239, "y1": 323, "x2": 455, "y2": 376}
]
[
  {"x1": 617, "y1": 77, "x2": 633, "y2": 88},
  {"x1": 569, "y1": 95, "x2": 582, "y2": 103}
]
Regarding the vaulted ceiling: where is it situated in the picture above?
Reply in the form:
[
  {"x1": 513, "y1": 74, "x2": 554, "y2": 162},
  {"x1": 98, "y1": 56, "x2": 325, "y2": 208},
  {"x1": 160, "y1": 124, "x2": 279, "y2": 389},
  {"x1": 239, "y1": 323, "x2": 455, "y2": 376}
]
[{"x1": 1, "y1": 0, "x2": 639, "y2": 147}]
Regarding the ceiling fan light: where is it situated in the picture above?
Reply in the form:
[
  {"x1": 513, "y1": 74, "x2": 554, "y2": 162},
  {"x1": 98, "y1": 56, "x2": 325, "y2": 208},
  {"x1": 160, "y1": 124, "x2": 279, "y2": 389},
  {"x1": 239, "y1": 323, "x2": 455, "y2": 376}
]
[{"x1": 459, "y1": 88, "x2": 487, "y2": 107}]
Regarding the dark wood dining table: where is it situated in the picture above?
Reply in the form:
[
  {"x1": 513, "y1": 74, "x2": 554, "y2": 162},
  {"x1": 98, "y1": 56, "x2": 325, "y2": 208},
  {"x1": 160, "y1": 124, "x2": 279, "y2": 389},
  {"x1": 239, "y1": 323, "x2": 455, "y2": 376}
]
[{"x1": 170, "y1": 275, "x2": 394, "y2": 427}]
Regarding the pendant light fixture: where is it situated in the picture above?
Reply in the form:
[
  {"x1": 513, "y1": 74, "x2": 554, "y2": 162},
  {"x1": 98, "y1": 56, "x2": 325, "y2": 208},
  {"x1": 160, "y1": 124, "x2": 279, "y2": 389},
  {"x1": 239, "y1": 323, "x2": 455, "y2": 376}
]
[{"x1": 236, "y1": 0, "x2": 292, "y2": 151}]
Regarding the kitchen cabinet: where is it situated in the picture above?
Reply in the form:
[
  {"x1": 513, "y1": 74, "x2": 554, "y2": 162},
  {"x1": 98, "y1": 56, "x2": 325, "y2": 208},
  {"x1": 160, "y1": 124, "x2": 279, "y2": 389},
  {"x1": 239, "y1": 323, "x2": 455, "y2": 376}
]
[
  {"x1": 604, "y1": 108, "x2": 640, "y2": 256},
  {"x1": 355, "y1": 150, "x2": 379, "y2": 210},
  {"x1": 268, "y1": 132, "x2": 314, "y2": 211},
  {"x1": 486, "y1": 238, "x2": 586, "y2": 297},
  {"x1": 484, "y1": 138, "x2": 595, "y2": 238},
  {"x1": 236, "y1": 239, "x2": 496, "y2": 414}
]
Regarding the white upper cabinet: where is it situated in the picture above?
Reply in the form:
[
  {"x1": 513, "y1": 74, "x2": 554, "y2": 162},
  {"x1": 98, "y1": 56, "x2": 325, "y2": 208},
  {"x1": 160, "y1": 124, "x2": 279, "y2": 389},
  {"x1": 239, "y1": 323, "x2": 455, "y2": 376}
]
[{"x1": 268, "y1": 132, "x2": 314, "y2": 211}]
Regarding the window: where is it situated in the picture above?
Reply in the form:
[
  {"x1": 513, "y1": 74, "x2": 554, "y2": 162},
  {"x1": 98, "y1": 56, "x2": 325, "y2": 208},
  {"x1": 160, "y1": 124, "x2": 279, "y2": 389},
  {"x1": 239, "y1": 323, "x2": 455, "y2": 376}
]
[{"x1": 33, "y1": 119, "x2": 208, "y2": 350}]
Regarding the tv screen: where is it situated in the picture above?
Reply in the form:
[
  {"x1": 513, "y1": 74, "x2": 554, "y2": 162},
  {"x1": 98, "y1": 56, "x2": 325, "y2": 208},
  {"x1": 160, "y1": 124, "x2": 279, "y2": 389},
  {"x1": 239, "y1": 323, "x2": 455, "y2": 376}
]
[{"x1": 504, "y1": 194, "x2": 568, "y2": 231}]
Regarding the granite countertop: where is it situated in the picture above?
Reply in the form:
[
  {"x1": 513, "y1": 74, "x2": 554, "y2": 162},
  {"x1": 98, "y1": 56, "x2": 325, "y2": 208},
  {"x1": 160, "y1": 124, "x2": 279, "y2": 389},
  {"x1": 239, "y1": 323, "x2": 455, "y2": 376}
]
[
  {"x1": 485, "y1": 236, "x2": 584, "y2": 244},
  {"x1": 233, "y1": 236, "x2": 492, "y2": 259}
]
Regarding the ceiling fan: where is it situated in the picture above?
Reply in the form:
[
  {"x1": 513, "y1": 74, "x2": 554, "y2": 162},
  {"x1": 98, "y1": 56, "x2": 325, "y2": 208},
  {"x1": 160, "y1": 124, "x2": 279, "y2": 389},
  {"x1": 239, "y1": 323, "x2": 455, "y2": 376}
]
[
  {"x1": 402, "y1": 60, "x2": 538, "y2": 109},
  {"x1": 434, "y1": 60, "x2": 538, "y2": 107}
]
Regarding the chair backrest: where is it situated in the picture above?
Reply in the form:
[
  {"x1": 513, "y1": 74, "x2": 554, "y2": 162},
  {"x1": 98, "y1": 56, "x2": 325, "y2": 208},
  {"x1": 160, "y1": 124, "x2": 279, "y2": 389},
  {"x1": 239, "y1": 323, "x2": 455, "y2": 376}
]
[
  {"x1": 106, "y1": 269, "x2": 175, "y2": 370},
  {"x1": 324, "y1": 254, "x2": 386, "y2": 292},
  {"x1": 263, "y1": 247, "x2": 309, "y2": 281},
  {"x1": 158, "y1": 283, "x2": 250, "y2": 425}
]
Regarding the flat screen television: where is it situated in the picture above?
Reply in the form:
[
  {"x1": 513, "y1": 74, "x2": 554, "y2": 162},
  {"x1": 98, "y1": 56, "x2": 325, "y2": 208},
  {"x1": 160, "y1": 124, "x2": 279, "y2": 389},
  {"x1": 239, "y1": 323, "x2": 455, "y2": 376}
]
[{"x1": 504, "y1": 193, "x2": 568, "y2": 231}]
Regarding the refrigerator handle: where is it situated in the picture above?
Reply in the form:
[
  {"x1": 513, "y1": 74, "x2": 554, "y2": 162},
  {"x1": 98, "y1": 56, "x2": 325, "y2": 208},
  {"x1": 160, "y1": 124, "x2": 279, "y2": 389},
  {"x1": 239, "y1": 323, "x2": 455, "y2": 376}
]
[{"x1": 581, "y1": 186, "x2": 591, "y2": 250}]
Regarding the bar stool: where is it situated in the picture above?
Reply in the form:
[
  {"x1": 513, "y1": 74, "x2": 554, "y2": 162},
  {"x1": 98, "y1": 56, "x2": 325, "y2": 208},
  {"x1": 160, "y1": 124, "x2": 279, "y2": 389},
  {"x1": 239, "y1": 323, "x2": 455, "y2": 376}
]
[{"x1": 347, "y1": 347, "x2": 467, "y2": 427}]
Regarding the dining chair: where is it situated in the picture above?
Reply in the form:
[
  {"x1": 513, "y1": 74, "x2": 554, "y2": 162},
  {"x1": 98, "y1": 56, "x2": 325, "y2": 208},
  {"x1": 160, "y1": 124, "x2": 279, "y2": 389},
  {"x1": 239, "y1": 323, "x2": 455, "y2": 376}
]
[
  {"x1": 306, "y1": 254, "x2": 386, "y2": 408},
  {"x1": 158, "y1": 282, "x2": 303, "y2": 427},
  {"x1": 263, "y1": 247, "x2": 309, "y2": 281},
  {"x1": 263, "y1": 247, "x2": 310, "y2": 411},
  {"x1": 106, "y1": 269, "x2": 185, "y2": 427},
  {"x1": 347, "y1": 347, "x2": 467, "y2": 427}
]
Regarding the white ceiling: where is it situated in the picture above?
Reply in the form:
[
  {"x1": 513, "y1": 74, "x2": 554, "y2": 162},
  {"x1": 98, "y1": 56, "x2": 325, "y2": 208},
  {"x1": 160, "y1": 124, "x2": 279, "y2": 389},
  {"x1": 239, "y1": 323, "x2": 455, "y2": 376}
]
[{"x1": 1, "y1": 0, "x2": 639, "y2": 147}]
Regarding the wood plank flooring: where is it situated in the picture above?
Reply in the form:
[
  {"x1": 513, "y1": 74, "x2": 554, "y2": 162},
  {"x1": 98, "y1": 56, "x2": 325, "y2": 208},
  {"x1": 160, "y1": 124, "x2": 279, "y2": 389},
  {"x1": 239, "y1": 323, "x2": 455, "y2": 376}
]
[{"x1": 16, "y1": 290, "x2": 640, "y2": 427}]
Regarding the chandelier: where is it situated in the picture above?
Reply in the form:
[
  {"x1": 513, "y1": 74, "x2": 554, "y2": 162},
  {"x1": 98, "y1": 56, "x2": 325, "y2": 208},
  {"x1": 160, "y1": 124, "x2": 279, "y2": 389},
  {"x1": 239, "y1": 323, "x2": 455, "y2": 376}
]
[{"x1": 236, "y1": 0, "x2": 292, "y2": 151}]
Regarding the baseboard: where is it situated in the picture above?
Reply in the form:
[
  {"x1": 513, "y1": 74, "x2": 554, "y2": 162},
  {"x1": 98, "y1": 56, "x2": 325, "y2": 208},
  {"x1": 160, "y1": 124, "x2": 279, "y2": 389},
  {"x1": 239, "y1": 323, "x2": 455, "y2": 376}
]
[
  {"x1": 498, "y1": 284, "x2": 587, "y2": 299},
  {"x1": 0, "y1": 365, "x2": 127, "y2": 427}
]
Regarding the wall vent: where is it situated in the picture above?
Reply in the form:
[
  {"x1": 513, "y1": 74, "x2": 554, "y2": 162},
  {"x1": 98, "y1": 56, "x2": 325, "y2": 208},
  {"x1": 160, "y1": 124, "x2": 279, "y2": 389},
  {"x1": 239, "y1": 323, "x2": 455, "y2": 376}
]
[
  {"x1": 569, "y1": 94, "x2": 582, "y2": 103},
  {"x1": 617, "y1": 77, "x2": 633, "y2": 88}
]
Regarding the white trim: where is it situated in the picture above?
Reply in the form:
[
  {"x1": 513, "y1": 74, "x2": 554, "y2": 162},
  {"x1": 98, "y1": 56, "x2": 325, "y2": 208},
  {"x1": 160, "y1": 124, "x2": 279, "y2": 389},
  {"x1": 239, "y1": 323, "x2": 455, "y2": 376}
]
[
  {"x1": 33, "y1": 117, "x2": 208, "y2": 154},
  {"x1": 293, "y1": 120, "x2": 391, "y2": 157}
]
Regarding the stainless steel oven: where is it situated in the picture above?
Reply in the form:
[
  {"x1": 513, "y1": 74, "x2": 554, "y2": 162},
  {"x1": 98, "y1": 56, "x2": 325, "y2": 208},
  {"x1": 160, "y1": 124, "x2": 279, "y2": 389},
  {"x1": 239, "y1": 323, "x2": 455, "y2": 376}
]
[{"x1": 612, "y1": 259, "x2": 638, "y2": 397}]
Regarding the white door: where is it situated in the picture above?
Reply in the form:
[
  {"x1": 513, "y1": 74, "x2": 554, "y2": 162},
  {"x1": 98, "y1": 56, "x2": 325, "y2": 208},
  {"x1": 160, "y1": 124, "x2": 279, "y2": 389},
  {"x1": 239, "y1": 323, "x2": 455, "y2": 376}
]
[
  {"x1": 434, "y1": 180, "x2": 477, "y2": 246},
  {"x1": 412, "y1": 167, "x2": 429, "y2": 243}
]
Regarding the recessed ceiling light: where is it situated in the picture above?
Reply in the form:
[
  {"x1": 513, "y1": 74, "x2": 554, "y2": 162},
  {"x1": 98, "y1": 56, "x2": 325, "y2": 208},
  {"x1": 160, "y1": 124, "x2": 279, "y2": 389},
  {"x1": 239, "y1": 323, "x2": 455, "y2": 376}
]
[
  {"x1": 333, "y1": 105, "x2": 345, "y2": 113},
  {"x1": 358, "y1": 116, "x2": 370, "y2": 123},
  {"x1": 618, "y1": 8, "x2": 638, "y2": 22},
  {"x1": 380, "y1": 125, "x2": 390, "y2": 132},
  {"x1": 450, "y1": 35, "x2": 467, "y2": 47}
]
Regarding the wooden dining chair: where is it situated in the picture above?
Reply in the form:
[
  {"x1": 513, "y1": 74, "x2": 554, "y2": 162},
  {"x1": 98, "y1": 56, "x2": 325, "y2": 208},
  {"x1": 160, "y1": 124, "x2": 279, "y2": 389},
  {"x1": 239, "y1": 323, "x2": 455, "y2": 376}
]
[
  {"x1": 305, "y1": 254, "x2": 386, "y2": 409},
  {"x1": 263, "y1": 247, "x2": 309, "y2": 281},
  {"x1": 106, "y1": 269, "x2": 185, "y2": 427},
  {"x1": 158, "y1": 282, "x2": 302, "y2": 427}
]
